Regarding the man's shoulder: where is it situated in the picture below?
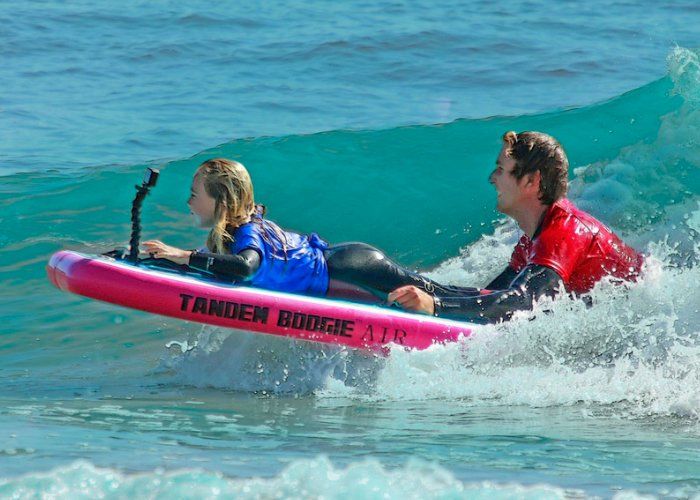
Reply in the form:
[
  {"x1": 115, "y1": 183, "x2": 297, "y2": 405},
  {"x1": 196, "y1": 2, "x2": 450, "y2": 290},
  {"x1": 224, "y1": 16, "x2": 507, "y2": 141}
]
[
  {"x1": 545, "y1": 198, "x2": 604, "y2": 236},
  {"x1": 548, "y1": 198, "x2": 583, "y2": 219}
]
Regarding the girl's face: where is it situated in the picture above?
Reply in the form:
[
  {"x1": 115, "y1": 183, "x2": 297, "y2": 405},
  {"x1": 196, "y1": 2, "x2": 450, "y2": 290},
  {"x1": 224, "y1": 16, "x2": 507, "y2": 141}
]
[{"x1": 188, "y1": 175, "x2": 217, "y2": 227}]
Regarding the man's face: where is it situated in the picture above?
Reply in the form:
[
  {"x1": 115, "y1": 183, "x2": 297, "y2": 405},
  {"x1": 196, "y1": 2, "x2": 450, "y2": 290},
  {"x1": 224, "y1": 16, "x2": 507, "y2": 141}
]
[{"x1": 489, "y1": 143, "x2": 528, "y2": 216}]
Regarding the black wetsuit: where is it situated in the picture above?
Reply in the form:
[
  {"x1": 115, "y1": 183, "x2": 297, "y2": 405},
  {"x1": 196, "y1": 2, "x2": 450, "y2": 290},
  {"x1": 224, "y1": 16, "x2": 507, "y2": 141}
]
[
  {"x1": 188, "y1": 243, "x2": 563, "y2": 324},
  {"x1": 432, "y1": 264, "x2": 563, "y2": 324},
  {"x1": 189, "y1": 242, "x2": 477, "y2": 298},
  {"x1": 426, "y1": 210, "x2": 564, "y2": 324}
]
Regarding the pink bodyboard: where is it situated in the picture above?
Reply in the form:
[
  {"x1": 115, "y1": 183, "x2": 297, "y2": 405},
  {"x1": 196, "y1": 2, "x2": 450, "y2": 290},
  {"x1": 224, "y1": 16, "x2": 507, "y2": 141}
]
[{"x1": 47, "y1": 250, "x2": 474, "y2": 350}]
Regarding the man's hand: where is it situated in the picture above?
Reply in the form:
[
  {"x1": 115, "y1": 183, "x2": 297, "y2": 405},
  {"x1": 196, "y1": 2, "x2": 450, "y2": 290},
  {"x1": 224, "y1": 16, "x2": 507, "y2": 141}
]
[
  {"x1": 387, "y1": 286, "x2": 435, "y2": 315},
  {"x1": 142, "y1": 240, "x2": 192, "y2": 265}
]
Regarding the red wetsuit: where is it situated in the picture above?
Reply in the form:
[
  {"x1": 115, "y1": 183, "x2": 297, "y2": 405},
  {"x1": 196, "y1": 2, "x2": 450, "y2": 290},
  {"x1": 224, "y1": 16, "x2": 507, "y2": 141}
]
[{"x1": 509, "y1": 198, "x2": 644, "y2": 295}]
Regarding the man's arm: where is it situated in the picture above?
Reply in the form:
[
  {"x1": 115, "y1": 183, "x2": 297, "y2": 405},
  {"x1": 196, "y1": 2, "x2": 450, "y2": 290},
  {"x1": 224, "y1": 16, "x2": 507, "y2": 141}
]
[
  {"x1": 389, "y1": 264, "x2": 564, "y2": 323},
  {"x1": 485, "y1": 266, "x2": 519, "y2": 290}
]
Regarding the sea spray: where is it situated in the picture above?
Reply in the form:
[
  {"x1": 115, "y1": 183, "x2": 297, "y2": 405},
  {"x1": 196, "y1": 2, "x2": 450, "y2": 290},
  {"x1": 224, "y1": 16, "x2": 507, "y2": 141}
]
[{"x1": 0, "y1": 457, "x2": 592, "y2": 499}]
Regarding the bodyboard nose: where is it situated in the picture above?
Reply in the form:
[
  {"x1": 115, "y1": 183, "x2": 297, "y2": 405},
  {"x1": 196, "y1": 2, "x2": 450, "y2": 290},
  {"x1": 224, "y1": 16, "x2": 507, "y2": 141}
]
[{"x1": 46, "y1": 250, "x2": 71, "y2": 291}]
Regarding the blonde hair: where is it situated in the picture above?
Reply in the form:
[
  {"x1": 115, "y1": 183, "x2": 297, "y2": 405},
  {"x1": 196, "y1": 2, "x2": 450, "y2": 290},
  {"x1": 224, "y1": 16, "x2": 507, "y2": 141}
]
[{"x1": 195, "y1": 158, "x2": 257, "y2": 254}]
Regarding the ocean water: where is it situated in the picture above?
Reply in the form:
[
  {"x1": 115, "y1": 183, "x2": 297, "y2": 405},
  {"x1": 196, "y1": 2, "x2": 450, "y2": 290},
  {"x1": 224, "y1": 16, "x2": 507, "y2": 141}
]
[{"x1": 1, "y1": 1, "x2": 700, "y2": 498}]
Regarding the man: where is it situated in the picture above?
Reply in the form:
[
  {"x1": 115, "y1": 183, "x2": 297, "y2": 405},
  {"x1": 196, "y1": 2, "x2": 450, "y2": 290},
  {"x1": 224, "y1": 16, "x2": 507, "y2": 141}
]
[{"x1": 388, "y1": 131, "x2": 644, "y2": 323}]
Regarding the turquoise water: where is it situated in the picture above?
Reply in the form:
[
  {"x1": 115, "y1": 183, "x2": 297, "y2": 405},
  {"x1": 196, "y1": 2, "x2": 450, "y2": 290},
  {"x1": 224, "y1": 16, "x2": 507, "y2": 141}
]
[{"x1": 2, "y1": 2, "x2": 700, "y2": 498}]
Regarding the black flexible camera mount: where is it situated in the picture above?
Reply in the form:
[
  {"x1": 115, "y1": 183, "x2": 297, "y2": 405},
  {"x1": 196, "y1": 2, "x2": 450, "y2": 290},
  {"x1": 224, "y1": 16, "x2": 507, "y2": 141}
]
[{"x1": 127, "y1": 168, "x2": 159, "y2": 262}]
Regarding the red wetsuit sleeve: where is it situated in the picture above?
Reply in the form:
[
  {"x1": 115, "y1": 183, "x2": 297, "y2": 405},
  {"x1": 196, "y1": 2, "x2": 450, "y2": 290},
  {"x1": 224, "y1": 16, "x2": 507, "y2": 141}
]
[{"x1": 529, "y1": 212, "x2": 594, "y2": 284}]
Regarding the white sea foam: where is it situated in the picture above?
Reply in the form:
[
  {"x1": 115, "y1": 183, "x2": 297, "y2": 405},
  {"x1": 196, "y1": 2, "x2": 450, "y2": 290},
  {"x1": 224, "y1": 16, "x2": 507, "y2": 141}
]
[
  {"x1": 159, "y1": 325, "x2": 384, "y2": 394},
  {"x1": 0, "y1": 456, "x2": 627, "y2": 499},
  {"x1": 162, "y1": 232, "x2": 699, "y2": 422},
  {"x1": 360, "y1": 184, "x2": 699, "y2": 420}
]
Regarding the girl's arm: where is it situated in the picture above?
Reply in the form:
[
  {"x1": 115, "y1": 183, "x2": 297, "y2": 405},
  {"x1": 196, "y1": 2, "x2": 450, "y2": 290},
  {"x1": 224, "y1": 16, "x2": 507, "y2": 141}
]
[
  {"x1": 142, "y1": 240, "x2": 261, "y2": 281},
  {"x1": 188, "y1": 249, "x2": 261, "y2": 280}
]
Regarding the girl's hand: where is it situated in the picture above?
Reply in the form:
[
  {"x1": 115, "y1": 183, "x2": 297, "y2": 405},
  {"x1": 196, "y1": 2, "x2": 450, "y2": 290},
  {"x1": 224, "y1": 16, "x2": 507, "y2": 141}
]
[{"x1": 142, "y1": 240, "x2": 192, "y2": 265}]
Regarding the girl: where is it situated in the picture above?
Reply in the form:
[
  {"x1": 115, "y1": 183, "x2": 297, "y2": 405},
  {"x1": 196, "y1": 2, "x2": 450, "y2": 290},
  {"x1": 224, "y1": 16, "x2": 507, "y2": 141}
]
[{"x1": 143, "y1": 158, "x2": 475, "y2": 303}]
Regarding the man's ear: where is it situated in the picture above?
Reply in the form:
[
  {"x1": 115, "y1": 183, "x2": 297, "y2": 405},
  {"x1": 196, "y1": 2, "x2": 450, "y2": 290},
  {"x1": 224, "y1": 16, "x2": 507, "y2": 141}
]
[{"x1": 525, "y1": 170, "x2": 541, "y2": 192}]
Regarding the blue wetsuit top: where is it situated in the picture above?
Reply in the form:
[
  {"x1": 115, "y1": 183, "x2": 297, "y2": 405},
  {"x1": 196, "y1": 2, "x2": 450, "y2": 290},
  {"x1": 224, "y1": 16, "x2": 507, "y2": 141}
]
[{"x1": 228, "y1": 217, "x2": 330, "y2": 296}]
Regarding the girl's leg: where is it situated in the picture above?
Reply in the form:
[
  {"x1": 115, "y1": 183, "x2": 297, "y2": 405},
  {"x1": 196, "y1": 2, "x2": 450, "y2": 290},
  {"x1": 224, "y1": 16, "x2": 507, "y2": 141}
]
[{"x1": 324, "y1": 243, "x2": 479, "y2": 298}]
